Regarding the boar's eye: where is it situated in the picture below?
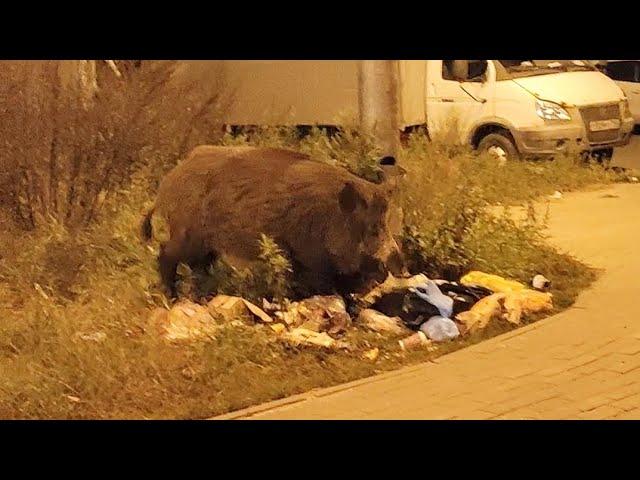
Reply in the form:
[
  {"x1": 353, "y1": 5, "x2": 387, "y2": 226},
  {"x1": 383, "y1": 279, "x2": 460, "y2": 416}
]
[
  {"x1": 371, "y1": 194, "x2": 388, "y2": 214},
  {"x1": 370, "y1": 226, "x2": 381, "y2": 237}
]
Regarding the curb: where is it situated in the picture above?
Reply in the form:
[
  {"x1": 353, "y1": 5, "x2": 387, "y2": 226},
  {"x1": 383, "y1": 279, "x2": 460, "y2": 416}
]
[
  {"x1": 211, "y1": 362, "x2": 428, "y2": 420},
  {"x1": 211, "y1": 303, "x2": 584, "y2": 420}
]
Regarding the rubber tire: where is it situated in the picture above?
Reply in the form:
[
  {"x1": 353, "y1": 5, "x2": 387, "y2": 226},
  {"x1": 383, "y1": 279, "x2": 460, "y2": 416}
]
[
  {"x1": 477, "y1": 132, "x2": 520, "y2": 162},
  {"x1": 593, "y1": 148, "x2": 613, "y2": 165}
]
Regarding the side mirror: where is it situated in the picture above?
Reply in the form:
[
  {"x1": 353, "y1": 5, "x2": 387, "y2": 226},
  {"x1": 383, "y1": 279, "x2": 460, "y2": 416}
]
[{"x1": 468, "y1": 60, "x2": 488, "y2": 81}]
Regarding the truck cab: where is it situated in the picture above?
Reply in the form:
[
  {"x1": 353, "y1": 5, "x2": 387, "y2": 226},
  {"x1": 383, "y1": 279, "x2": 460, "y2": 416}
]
[{"x1": 426, "y1": 60, "x2": 635, "y2": 161}]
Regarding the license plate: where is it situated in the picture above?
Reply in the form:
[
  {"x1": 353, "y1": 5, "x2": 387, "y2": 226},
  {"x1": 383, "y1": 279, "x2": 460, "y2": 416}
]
[{"x1": 589, "y1": 119, "x2": 620, "y2": 131}]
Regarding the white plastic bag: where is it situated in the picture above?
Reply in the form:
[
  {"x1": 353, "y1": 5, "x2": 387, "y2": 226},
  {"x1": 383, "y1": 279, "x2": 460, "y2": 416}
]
[{"x1": 419, "y1": 315, "x2": 460, "y2": 342}]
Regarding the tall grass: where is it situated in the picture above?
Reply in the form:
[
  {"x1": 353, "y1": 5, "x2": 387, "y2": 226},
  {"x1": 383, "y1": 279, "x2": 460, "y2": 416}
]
[{"x1": 0, "y1": 119, "x2": 616, "y2": 418}]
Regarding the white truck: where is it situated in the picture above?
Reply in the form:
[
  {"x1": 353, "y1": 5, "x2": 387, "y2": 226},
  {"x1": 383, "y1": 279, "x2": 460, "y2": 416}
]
[{"x1": 181, "y1": 60, "x2": 635, "y2": 161}]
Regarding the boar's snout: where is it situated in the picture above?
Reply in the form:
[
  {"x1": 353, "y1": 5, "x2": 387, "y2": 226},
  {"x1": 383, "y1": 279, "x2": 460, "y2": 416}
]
[
  {"x1": 372, "y1": 238, "x2": 406, "y2": 277},
  {"x1": 385, "y1": 247, "x2": 406, "y2": 276}
]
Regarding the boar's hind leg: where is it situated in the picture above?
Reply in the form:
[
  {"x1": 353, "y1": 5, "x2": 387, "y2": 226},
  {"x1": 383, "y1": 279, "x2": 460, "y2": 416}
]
[{"x1": 158, "y1": 237, "x2": 218, "y2": 298}]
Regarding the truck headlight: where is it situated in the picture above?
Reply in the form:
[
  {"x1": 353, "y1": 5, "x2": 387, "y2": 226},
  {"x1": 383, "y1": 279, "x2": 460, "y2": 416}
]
[
  {"x1": 621, "y1": 98, "x2": 632, "y2": 119},
  {"x1": 535, "y1": 99, "x2": 571, "y2": 121}
]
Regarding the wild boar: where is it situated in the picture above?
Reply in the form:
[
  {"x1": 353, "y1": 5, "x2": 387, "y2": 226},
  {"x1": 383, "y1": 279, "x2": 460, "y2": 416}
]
[{"x1": 142, "y1": 146, "x2": 405, "y2": 298}]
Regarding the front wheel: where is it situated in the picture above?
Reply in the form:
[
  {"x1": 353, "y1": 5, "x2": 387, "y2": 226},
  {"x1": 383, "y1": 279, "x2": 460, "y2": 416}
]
[
  {"x1": 581, "y1": 148, "x2": 614, "y2": 166},
  {"x1": 477, "y1": 132, "x2": 520, "y2": 163},
  {"x1": 592, "y1": 148, "x2": 614, "y2": 165}
]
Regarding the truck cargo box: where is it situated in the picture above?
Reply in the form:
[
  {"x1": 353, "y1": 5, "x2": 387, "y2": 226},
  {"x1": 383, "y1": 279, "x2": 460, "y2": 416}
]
[{"x1": 175, "y1": 60, "x2": 427, "y2": 129}]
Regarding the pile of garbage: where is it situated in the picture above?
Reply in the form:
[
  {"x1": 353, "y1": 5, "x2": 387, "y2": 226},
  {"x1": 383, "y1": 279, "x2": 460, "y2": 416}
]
[
  {"x1": 148, "y1": 270, "x2": 554, "y2": 355},
  {"x1": 359, "y1": 271, "x2": 553, "y2": 351},
  {"x1": 148, "y1": 293, "x2": 353, "y2": 348}
]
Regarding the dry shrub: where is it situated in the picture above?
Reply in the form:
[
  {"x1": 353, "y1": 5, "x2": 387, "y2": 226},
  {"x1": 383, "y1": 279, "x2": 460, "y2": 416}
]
[
  {"x1": 221, "y1": 125, "x2": 385, "y2": 182},
  {"x1": 0, "y1": 60, "x2": 233, "y2": 230}
]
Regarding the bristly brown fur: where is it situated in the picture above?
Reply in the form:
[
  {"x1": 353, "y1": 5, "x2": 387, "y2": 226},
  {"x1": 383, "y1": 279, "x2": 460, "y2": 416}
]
[{"x1": 145, "y1": 146, "x2": 404, "y2": 297}]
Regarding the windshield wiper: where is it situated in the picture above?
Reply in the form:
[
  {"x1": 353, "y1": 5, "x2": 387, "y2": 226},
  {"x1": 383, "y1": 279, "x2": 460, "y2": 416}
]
[{"x1": 565, "y1": 65, "x2": 593, "y2": 72}]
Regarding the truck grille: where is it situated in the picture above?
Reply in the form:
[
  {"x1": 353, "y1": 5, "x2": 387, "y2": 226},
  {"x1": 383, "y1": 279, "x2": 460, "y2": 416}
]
[{"x1": 579, "y1": 103, "x2": 621, "y2": 144}]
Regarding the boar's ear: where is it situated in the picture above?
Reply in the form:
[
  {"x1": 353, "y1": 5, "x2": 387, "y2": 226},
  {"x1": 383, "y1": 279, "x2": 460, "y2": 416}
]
[{"x1": 339, "y1": 181, "x2": 366, "y2": 214}]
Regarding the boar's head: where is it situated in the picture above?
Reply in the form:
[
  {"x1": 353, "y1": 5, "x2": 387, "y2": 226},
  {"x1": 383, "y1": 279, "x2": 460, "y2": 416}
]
[{"x1": 331, "y1": 158, "x2": 406, "y2": 283}]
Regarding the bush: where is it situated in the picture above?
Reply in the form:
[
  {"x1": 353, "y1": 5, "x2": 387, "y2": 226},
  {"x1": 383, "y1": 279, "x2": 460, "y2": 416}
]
[
  {"x1": 177, "y1": 234, "x2": 293, "y2": 303},
  {"x1": 397, "y1": 132, "x2": 617, "y2": 281},
  {"x1": 0, "y1": 60, "x2": 231, "y2": 229}
]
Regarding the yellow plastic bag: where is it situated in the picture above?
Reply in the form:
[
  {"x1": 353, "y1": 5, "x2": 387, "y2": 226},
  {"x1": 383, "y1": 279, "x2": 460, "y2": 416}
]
[
  {"x1": 503, "y1": 289, "x2": 553, "y2": 324},
  {"x1": 455, "y1": 293, "x2": 507, "y2": 332},
  {"x1": 460, "y1": 271, "x2": 525, "y2": 293},
  {"x1": 456, "y1": 289, "x2": 553, "y2": 332}
]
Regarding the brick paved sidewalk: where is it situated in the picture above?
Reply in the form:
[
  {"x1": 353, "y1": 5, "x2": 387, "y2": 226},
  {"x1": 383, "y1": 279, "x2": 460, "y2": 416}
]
[{"x1": 215, "y1": 184, "x2": 640, "y2": 420}]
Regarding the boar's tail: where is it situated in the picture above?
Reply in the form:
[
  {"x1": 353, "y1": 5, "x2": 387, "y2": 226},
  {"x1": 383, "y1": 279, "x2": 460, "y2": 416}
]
[{"x1": 141, "y1": 207, "x2": 155, "y2": 242}]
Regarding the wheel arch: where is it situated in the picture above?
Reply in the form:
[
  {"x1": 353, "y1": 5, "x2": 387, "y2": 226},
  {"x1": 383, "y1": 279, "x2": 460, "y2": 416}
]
[{"x1": 468, "y1": 119, "x2": 519, "y2": 151}]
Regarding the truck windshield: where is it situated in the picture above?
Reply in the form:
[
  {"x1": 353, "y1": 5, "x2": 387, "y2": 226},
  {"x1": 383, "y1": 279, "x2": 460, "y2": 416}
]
[{"x1": 498, "y1": 60, "x2": 596, "y2": 78}]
